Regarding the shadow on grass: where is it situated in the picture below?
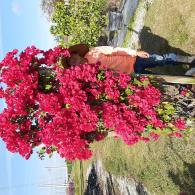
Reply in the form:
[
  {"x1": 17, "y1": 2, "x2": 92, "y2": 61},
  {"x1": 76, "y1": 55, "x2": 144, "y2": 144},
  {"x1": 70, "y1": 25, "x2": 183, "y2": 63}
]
[
  {"x1": 168, "y1": 162, "x2": 195, "y2": 194},
  {"x1": 139, "y1": 26, "x2": 191, "y2": 56},
  {"x1": 168, "y1": 140, "x2": 195, "y2": 194},
  {"x1": 136, "y1": 26, "x2": 192, "y2": 75}
]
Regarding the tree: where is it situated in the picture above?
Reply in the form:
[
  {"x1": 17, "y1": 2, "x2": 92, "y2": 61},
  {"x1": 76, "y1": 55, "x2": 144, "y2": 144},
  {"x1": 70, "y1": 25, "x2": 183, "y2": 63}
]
[
  {"x1": 40, "y1": 0, "x2": 64, "y2": 20},
  {"x1": 50, "y1": 0, "x2": 107, "y2": 47}
]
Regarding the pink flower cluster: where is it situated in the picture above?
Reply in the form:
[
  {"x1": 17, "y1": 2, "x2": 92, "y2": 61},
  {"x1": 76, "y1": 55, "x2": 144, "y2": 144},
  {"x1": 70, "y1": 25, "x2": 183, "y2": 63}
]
[{"x1": 0, "y1": 46, "x2": 187, "y2": 160}]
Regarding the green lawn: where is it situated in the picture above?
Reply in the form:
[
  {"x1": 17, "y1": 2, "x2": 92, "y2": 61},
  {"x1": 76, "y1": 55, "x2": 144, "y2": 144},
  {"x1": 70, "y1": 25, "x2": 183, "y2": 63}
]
[
  {"x1": 140, "y1": 0, "x2": 195, "y2": 75},
  {"x1": 143, "y1": 0, "x2": 195, "y2": 55},
  {"x1": 72, "y1": 131, "x2": 195, "y2": 194},
  {"x1": 123, "y1": 0, "x2": 195, "y2": 75},
  {"x1": 82, "y1": 132, "x2": 195, "y2": 194}
]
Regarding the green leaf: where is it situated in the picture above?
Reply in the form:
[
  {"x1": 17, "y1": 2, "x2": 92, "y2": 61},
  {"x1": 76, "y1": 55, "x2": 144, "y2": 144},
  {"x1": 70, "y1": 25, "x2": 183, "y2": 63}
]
[
  {"x1": 164, "y1": 103, "x2": 174, "y2": 110},
  {"x1": 64, "y1": 104, "x2": 71, "y2": 109},
  {"x1": 157, "y1": 108, "x2": 164, "y2": 115},
  {"x1": 97, "y1": 70, "x2": 105, "y2": 80},
  {"x1": 146, "y1": 115, "x2": 152, "y2": 120},
  {"x1": 142, "y1": 79, "x2": 150, "y2": 87},
  {"x1": 49, "y1": 153, "x2": 53, "y2": 158},
  {"x1": 154, "y1": 127, "x2": 161, "y2": 134},
  {"x1": 40, "y1": 111, "x2": 46, "y2": 118},
  {"x1": 120, "y1": 96, "x2": 125, "y2": 101},
  {"x1": 39, "y1": 147, "x2": 46, "y2": 155},
  {"x1": 162, "y1": 115, "x2": 171, "y2": 122},
  {"x1": 45, "y1": 84, "x2": 52, "y2": 90},
  {"x1": 133, "y1": 78, "x2": 142, "y2": 86},
  {"x1": 50, "y1": 145, "x2": 57, "y2": 151},
  {"x1": 125, "y1": 87, "x2": 133, "y2": 95},
  {"x1": 146, "y1": 124, "x2": 153, "y2": 131},
  {"x1": 162, "y1": 127, "x2": 172, "y2": 134}
]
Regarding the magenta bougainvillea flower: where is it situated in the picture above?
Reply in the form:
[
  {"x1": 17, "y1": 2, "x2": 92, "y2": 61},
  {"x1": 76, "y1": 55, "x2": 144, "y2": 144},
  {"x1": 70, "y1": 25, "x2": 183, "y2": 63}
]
[{"x1": 0, "y1": 46, "x2": 189, "y2": 160}]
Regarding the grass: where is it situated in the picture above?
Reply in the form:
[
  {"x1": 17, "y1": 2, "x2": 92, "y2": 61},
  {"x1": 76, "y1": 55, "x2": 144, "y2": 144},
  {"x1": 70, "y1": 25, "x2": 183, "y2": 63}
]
[
  {"x1": 143, "y1": 0, "x2": 195, "y2": 55},
  {"x1": 72, "y1": 158, "x2": 93, "y2": 195},
  {"x1": 72, "y1": 161, "x2": 84, "y2": 195},
  {"x1": 84, "y1": 133, "x2": 195, "y2": 194},
  {"x1": 72, "y1": 131, "x2": 195, "y2": 194},
  {"x1": 123, "y1": 0, "x2": 195, "y2": 75},
  {"x1": 140, "y1": 0, "x2": 195, "y2": 77}
]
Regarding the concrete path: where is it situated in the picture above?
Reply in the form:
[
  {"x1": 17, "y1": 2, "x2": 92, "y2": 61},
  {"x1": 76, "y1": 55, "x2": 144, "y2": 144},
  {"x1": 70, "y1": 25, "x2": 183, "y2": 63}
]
[
  {"x1": 111, "y1": 0, "x2": 152, "y2": 47},
  {"x1": 111, "y1": 0, "x2": 139, "y2": 47}
]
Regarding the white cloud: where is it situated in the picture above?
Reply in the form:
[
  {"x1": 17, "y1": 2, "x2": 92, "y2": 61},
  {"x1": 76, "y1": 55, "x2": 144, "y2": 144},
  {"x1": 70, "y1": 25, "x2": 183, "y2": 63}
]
[{"x1": 11, "y1": 2, "x2": 21, "y2": 15}]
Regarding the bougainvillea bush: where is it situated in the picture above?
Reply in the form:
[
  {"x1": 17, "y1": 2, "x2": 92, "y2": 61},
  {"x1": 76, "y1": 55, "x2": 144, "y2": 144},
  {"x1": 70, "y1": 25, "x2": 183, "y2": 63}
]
[{"x1": 0, "y1": 46, "x2": 189, "y2": 160}]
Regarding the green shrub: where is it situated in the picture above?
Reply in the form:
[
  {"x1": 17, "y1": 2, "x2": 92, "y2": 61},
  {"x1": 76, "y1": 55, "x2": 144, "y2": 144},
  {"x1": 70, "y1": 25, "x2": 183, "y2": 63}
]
[{"x1": 50, "y1": 0, "x2": 107, "y2": 47}]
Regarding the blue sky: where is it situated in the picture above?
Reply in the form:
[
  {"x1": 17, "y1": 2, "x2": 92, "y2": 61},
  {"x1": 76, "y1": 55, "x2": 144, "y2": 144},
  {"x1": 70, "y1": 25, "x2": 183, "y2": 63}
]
[{"x1": 0, "y1": 1, "x2": 67, "y2": 195}]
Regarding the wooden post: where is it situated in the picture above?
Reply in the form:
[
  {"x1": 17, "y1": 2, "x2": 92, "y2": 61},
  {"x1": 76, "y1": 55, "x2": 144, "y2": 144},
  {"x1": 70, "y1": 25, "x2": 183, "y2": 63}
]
[
  {"x1": 154, "y1": 75, "x2": 195, "y2": 84},
  {"x1": 139, "y1": 74, "x2": 195, "y2": 85}
]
